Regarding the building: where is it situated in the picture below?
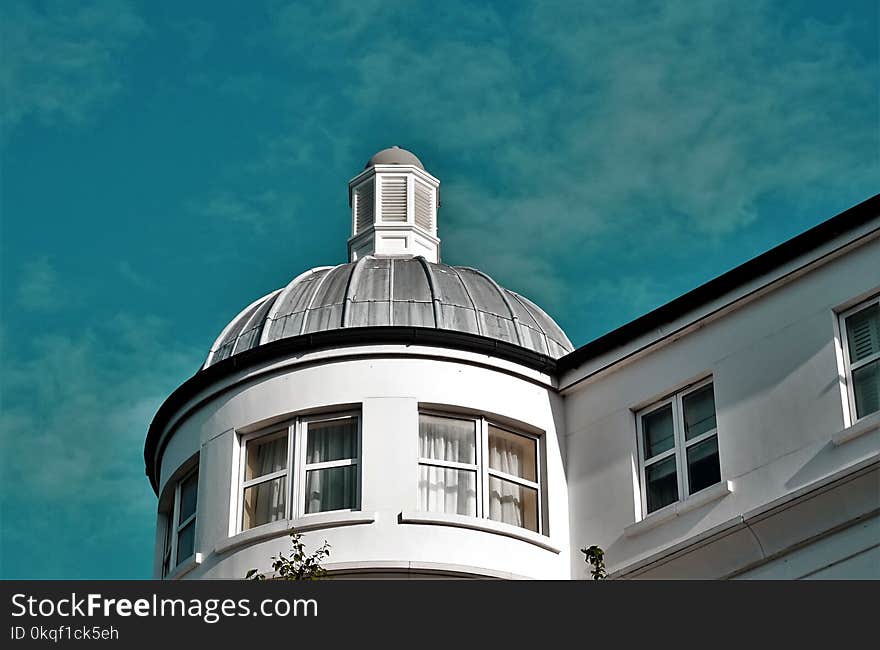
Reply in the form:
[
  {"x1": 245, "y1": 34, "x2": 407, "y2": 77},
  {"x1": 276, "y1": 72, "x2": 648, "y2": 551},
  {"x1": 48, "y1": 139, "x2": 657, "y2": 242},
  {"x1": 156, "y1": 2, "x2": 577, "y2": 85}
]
[{"x1": 145, "y1": 147, "x2": 879, "y2": 579}]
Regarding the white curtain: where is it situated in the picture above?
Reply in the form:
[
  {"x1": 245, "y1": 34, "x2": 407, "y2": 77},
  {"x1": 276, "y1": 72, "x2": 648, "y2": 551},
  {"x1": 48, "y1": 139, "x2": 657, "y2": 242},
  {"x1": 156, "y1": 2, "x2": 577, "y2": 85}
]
[
  {"x1": 419, "y1": 465, "x2": 477, "y2": 516},
  {"x1": 488, "y1": 431, "x2": 537, "y2": 531},
  {"x1": 244, "y1": 435, "x2": 287, "y2": 529},
  {"x1": 418, "y1": 416, "x2": 477, "y2": 516},
  {"x1": 248, "y1": 435, "x2": 287, "y2": 478},
  {"x1": 244, "y1": 478, "x2": 286, "y2": 529},
  {"x1": 305, "y1": 419, "x2": 357, "y2": 513}
]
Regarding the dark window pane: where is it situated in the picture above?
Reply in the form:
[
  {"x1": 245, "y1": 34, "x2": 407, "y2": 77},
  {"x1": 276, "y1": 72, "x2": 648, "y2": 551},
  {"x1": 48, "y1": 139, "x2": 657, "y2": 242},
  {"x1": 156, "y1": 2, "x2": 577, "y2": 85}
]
[
  {"x1": 683, "y1": 384, "x2": 717, "y2": 440},
  {"x1": 307, "y1": 418, "x2": 357, "y2": 464},
  {"x1": 176, "y1": 521, "x2": 195, "y2": 564},
  {"x1": 418, "y1": 465, "x2": 477, "y2": 516},
  {"x1": 242, "y1": 477, "x2": 286, "y2": 530},
  {"x1": 687, "y1": 436, "x2": 721, "y2": 494},
  {"x1": 162, "y1": 517, "x2": 173, "y2": 577},
  {"x1": 488, "y1": 477, "x2": 538, "y2": 532},
  {"x1": 419, "y1": 414, "x2": 476, "y2": 464},
  {"x1": 853, "y1": 360, "x2": 880, "y2": 419},
  {"x1": 643, "y1": 404, "x2": 674, "y2": 459},
  {"x1": 488, "y1": 426, "x2": 537, "y2": 482},
  {"x1": 646, "y1": 456, "x2": 678, "y2": 513},
  {"x1": 305, "y1": 466, "x2": 356, "y2": 513},
  {"x1": 846, "y1": 304, "x2": 879, "y2": 362},
  {"x1": 178, "y1": 472, "x2": 198, "y2": 523},
  {"x1": 245, "y1": 432, "x2": 287, "y2": 481}
]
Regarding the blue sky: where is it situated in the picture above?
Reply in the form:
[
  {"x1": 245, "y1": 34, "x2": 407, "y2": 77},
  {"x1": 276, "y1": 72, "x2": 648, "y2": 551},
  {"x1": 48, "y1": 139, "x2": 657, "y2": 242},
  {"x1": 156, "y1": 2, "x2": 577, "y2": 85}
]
[{"x1": 0, "y1": 0, "x2": 876, "y2": 578}]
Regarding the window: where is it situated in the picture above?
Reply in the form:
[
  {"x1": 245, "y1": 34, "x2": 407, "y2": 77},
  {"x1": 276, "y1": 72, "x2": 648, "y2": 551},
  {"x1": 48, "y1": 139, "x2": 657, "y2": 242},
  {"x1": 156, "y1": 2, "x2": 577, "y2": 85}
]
[
  {"x1": 417, "y1": 412, "x2": 543, "y2": 533},
  {"x1": 636, "y1": 379, "x2": 721, "y2": 515},
  {"x1": 161, "y1": 467, "x2": 198, "y2": 577},
  {"x1": 238, "y1": 412, "x2": 360, "y2": 532},
  {"x1": 840, "y1": 295, "x2": 880, "y2": 422}
]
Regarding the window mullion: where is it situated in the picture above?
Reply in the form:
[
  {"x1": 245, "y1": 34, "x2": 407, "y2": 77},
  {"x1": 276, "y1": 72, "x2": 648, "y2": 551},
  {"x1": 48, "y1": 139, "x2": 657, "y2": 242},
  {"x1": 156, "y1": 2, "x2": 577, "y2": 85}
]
[
  {"x1": 479, "y1": 417, "x2": 489, "y2": 519},
  {"x1": 674, "y1": 394, "x2": 688, "y2": 498},
  {"x1": 849, "y1": 352, "x2": 879, "y2": 371},
  {"x1": 305, "y1": 458, "x2": 356, "y2": 471},
  {"x1": 237, "y1": 437, "x2": 247, "y2": 535},
  {"x1": 684, "y1": 427, "x2": 718, "y2": 448},
  {"x1": 293, "y1": 420, "x2": 303, "y2": 520},
  {"x1": 170, "y1": 482, "x2": 181, "y2": 569},
  {"x1": 177, "y1": 511, "x2": 196, "y2": 532},
  {"x1": 418, "y1": 458, "x2": 478, "y2": 472},
  {"x1": 487, "y1": 469, "x2": 539, "y2": 490},
  {"x1": 356, "y1": 415, "x2": 362, "y2": 511},
  {"x1": 536, "y1": 436, "x2": 543, "y2": 535},
  {"x1": 636, "y1": 412, "x2": 649, "y2": 517},
  {"x1": 644, "y1": 446, "x2": 676, "y2": 465},
  {"x1": 241, "y1": 468, "x2": 288, "y2": 489}
]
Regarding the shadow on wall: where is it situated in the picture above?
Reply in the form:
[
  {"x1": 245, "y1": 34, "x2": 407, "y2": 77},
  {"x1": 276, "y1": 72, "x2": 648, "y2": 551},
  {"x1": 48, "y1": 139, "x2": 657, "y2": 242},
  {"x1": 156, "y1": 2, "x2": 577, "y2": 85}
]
[{"x1": 599, "y1": 302, "x2": 850, "y2": 572}]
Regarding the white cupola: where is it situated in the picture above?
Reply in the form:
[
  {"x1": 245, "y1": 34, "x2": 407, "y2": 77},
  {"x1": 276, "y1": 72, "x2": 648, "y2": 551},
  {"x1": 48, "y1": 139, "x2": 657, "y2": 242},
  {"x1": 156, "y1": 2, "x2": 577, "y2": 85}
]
[{"x1": 347, "y1": 146, "x2": 441, "y2": 263}]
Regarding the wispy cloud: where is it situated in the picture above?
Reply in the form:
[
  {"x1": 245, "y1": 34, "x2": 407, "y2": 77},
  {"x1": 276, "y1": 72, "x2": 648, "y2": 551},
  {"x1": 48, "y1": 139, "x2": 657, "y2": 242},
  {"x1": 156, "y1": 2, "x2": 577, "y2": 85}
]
[
  {"x1": 117, "y1": 260, "x2": 158, "y2": 293},
  {"x1": 0, "y1": 313, "x2": 202, "y2": 578},
  {"x1": 244, "y1": 0, "x2": 877, "y2": 327},
  {"x1": 16, "y1": 255, "x2": 61, "y2": 311},
  {"x1": 189, "y1": 120, "x2": 357, "y2": 234},
  {"x1": 0, "y1": 0, "x2": 145, "y2": 133}
]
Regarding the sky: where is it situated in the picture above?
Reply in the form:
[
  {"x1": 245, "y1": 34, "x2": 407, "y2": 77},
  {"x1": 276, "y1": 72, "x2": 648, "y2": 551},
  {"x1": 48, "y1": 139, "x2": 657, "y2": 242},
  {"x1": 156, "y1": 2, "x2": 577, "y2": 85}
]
[{"x1": 0, "y1": 0, "x2": 877, "y2": 579}]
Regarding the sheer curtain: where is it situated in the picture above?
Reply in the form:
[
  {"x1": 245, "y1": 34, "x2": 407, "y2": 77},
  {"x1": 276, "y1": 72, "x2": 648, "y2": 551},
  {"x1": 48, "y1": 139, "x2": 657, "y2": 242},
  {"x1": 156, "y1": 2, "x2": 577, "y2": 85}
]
[
  {"x1": 418, "y1": 415, "x2": 477, "y2": 516},
  {"x1": 488, "y1": 428, "x2": 538, "y2": 532},
  {"x1": 244, "y1": 434, "x2": 287, "y2": 529},
  {"x1": 305, "y1": 418, "x2": 357, "y2": 514}
]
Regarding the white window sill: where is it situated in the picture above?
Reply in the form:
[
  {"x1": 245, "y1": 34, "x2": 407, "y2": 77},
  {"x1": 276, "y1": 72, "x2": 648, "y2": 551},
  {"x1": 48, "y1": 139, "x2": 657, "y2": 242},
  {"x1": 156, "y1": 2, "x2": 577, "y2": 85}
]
[
  {"x1": 165, "y1": 552, "x2": 203, "y2": 580},
  {"x1": 624, "y1": 480, "x2": 734, "y2": 538},
  {"x1": 398, "y1": 511, "x2": 561, "y2": 554},
  {"x1": 832, "y1": 411, "x2": 880, "y2": 446},
  {"x1": 214, "y1": 511, "x2": 376, "y2": 556}
]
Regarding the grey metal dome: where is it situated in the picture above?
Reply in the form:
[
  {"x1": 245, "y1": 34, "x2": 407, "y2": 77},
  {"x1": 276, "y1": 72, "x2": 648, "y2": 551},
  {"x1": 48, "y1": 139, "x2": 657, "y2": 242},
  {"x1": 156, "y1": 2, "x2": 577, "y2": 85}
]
[
  {"x1": 205, "y1": 256, "x2": 573, "y2": 368},
  {"x1": 365, "y1": 146, "x2": 425, "y2": 170}
]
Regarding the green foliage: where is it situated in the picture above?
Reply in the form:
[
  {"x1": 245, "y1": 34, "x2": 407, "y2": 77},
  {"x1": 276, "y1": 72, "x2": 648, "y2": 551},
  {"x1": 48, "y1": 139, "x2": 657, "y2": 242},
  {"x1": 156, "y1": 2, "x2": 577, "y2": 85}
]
[
  {"x1": 580, "y1": 545, "x2": 607, "y2": 580},
  {"x1": 245, "y1": 532, "x2": 331, "y2": 581}
]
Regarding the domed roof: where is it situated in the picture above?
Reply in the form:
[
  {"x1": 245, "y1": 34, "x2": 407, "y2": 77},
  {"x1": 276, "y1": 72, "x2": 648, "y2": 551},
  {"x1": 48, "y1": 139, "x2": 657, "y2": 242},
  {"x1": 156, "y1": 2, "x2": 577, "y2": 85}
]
[
  {"x1": 365, "y1": 146, "x2": 425, "y2": 170},
  {"x1": 205, "y1": 256, "x2": 573, "y2": 368}
]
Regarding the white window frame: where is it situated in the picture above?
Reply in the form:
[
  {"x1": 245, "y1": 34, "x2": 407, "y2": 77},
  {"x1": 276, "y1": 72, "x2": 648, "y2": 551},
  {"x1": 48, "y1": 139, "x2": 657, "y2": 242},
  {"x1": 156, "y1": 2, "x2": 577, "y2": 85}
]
[
  {"x1": 162, "y1": 466, "x2": 198, "y2": 577},
  {"x1": 838, "y1": 294, "x2": 880, "y2": 424},
  {"x1": 635, "y1": 377, "x2": 720, "y2": 516},
  {"x1": 418, "y1": 410, "x2": 544, "y2": 534},
  {"x1": 236, "y1": 410, "x2": 361, "y2": 533}
]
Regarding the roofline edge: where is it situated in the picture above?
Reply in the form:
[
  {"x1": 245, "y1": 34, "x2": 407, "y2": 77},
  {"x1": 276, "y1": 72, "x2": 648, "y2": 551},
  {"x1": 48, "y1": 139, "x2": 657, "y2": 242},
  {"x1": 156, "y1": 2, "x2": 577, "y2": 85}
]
[{"x1": 557, "y1": 193, "x2": 880, "y2": 373}]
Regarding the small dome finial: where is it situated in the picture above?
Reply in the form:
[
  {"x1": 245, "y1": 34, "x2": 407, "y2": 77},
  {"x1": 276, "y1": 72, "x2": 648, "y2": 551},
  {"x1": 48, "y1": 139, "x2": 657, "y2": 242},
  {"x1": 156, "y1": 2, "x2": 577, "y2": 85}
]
[{"x1": 365, "y1": 146, "x2": 425, "y2": 170}]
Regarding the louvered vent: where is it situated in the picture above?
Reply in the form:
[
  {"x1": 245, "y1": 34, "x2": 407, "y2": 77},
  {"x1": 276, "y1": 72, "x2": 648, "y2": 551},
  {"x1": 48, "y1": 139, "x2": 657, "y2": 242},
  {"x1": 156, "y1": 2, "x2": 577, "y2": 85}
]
[
  {"x1": 355, "y1": 180, "x2": 375, "y2": 233},
  {"x1": 381, "y1": 177, "x2": 407, "y2": 222},
  {"x1": 846, "y1": 303, "x2": 879, "y2": 361},
  {"x1": 414, "y1": 178, "x2": 433, "y2": 231}
]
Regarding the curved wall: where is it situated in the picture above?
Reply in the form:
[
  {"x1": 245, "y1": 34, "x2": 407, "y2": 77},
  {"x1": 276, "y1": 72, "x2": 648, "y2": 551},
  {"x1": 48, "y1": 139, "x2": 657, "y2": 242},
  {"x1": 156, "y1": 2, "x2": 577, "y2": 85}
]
[{"x1": 153, "y1": 344, "x2": 569, "y2": 579}]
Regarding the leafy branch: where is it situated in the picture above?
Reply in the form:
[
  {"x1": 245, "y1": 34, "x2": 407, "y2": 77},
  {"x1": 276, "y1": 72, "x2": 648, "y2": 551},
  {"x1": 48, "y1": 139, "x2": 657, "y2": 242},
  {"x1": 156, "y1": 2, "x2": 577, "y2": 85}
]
[
  {"x1": 245, "y1": 532, "x2": 331, "y2": 581},
  {"x1": 580, "y1": 545, "x2": 606, "y2": 580}
]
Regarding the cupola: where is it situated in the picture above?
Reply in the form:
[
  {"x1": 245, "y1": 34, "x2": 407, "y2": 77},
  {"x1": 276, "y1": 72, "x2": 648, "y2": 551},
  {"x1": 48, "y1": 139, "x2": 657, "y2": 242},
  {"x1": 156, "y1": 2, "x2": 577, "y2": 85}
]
[{"x1": 347, "y1": 146, "x2": 441, "y2": 263}]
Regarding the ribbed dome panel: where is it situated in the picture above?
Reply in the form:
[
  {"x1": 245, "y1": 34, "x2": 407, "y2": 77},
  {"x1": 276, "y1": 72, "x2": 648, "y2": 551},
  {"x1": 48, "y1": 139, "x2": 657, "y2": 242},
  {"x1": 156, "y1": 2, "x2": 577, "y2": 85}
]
[{"x1": 205, "y1": 256, "x2": 573, "y2": 368}]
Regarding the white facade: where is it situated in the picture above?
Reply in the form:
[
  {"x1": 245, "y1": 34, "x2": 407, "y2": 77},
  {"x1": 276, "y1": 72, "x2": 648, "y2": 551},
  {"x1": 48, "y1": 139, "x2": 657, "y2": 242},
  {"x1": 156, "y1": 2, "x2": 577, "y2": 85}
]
[
  {"x1": 562, "y1": 220, "x2": 880, "y2": 579},
  {"x1": 154, "y1": 348, "x2": 569, "y2": 579},
  {"x1": 146, "y1": 150, "x2": 879, "y2": 579}
]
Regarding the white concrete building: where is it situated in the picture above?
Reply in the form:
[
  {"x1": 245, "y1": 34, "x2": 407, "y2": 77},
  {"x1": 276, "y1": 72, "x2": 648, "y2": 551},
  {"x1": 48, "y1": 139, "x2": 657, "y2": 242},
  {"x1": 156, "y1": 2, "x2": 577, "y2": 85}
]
[{"x1": 146, "y1": 147, "x2": 880, "y2": 579}]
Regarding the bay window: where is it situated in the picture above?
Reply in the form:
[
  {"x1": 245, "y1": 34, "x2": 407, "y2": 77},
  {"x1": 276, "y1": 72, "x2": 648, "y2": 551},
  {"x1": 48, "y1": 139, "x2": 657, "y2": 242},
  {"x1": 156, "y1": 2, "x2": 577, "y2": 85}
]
[
  {"x1": 418, "y1": 412, "x2": 543, "y2": 533},
  {"x1": 238, "y1": 412, "x2": 360, "y2": 532},
  {"x1": 637, "y1": 379, "x2": 721, "y2": 515}
]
